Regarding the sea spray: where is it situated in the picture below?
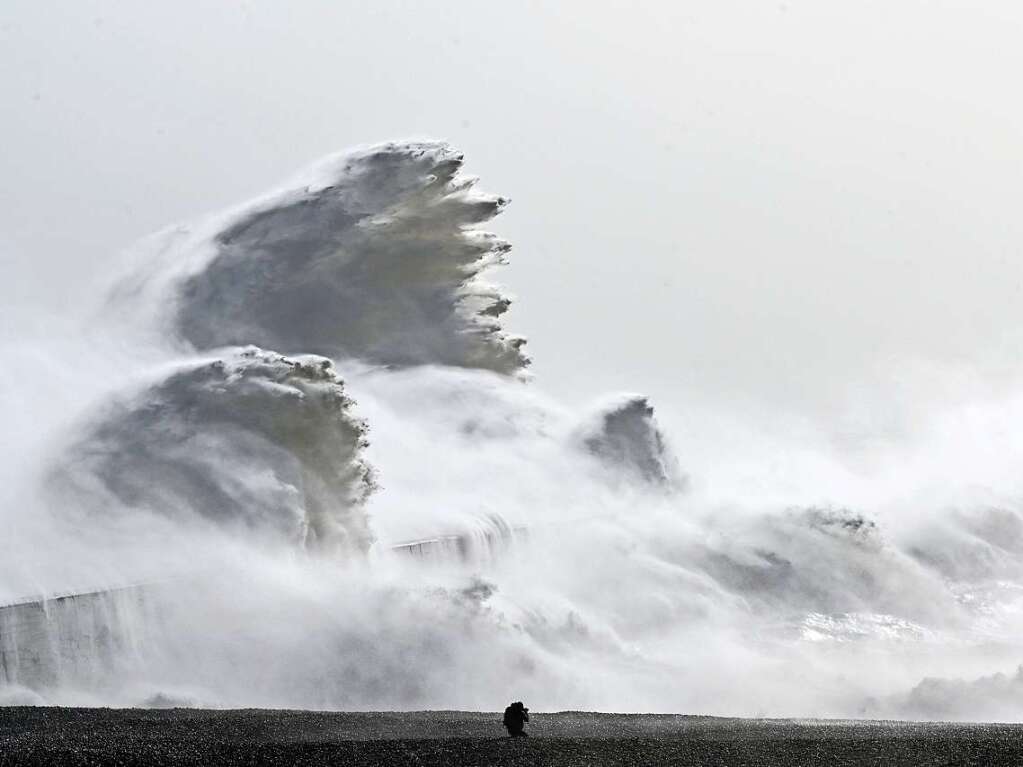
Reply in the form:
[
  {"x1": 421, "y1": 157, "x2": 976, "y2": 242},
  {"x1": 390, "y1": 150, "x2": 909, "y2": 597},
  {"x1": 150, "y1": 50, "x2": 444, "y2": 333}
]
[{"x1": 4, "y1": 141, "x2": 1023, "y2": 719}]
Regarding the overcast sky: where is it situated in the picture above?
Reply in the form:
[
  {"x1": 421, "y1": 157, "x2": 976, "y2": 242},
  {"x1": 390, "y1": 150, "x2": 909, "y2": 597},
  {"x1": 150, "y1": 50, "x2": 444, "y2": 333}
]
[{"x1": 3, "y1": 1, "x2": 1023, "y2": 438}]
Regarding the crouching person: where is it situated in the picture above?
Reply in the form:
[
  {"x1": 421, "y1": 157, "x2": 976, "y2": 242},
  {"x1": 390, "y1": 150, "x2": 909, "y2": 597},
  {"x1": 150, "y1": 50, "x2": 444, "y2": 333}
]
[{"x1": 503, "y1": 701, "x2": 529, "y2": 737}]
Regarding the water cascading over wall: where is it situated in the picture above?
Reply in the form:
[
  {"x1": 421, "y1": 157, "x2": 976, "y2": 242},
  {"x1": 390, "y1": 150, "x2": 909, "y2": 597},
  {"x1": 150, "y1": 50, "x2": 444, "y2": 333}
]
[{"x1": 0, "y1": 586, "x2": 153, "y2": 696}]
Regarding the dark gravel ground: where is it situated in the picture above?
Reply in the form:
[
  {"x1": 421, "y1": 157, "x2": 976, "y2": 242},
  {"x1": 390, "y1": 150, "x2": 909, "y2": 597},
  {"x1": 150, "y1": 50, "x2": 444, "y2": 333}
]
[{"x1": 2, "y1": 707, "x2": 1023, "y2": 766}]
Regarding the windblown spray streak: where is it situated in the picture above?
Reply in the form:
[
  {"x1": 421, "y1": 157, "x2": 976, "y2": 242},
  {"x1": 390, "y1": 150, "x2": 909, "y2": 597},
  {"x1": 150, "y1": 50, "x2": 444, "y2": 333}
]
[{"x1": 4, "y1": 140, "x2": 1023, "y2": 718}]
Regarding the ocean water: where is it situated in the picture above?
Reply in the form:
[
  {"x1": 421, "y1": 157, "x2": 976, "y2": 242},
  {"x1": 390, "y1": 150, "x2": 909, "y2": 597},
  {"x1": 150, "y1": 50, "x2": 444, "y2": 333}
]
[{"x1": 2, "y1": 141, "x2": 1023, "y2": 720}]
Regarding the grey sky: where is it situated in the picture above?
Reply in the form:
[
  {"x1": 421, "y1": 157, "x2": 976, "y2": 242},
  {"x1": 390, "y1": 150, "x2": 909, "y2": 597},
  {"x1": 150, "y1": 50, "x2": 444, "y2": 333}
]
[{"x1": 3, "y1": 1, "x2": 1022, "y2": 435}]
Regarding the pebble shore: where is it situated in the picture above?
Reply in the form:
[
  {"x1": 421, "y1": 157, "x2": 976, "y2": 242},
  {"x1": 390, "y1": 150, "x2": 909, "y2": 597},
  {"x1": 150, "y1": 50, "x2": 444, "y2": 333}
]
[{"x1": 2, "y1": 707, "x2": 1023, "y2": 766}]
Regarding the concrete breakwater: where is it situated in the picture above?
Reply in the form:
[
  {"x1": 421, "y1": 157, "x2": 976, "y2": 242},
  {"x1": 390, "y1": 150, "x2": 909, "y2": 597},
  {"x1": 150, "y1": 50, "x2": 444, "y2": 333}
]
[
  {"x1": 0, "y1": 526, "x2": 523, "y2": 700},
  {"x1": 0, "y1": 585, "x2": 154, "y2": 694}
]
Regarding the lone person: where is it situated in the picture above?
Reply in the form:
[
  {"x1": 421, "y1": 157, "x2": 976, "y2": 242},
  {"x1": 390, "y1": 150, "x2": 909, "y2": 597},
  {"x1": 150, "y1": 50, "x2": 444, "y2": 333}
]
[{"x1": 503, "y1": 701, "x2": 529, "y2": 737}]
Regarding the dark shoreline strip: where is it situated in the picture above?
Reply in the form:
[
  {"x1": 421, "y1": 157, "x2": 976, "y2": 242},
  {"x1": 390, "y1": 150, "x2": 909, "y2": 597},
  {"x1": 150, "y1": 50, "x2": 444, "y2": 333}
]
[{"x1": 2, "y1": 708, "x2": 1023, "y2": 766}]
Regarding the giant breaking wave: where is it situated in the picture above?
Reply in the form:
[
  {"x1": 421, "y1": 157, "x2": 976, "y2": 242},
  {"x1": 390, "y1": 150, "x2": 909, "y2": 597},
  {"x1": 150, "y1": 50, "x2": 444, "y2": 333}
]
[{"x1": 3, "y1": 140, "x2": 1023, "y2": 719}]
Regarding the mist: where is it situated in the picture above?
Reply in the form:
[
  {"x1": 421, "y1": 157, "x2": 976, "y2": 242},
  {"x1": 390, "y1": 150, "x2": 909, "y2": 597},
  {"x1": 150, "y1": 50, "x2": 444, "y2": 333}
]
[{"x1": 4, "y1": 2, "x2": 1023, "y2": 720}]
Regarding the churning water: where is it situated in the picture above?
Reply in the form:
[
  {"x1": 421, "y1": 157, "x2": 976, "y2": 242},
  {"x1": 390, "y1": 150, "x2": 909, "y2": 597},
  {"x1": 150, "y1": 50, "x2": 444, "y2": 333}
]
[{"x1": 3, "y1": 141, "x2": 1023, "y2": 720}]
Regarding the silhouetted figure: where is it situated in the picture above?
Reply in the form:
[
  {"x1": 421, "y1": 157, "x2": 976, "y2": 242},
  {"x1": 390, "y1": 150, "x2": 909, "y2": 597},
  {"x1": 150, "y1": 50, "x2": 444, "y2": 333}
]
[{"x1": 503, "y1": 701, "x2": 529, "y2": 737}]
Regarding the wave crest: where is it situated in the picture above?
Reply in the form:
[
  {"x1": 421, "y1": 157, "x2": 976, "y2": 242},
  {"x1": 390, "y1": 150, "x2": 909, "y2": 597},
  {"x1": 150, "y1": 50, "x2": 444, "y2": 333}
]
[
  {"x1": 115, "y1": 141, "x2": 527, "y2": 373},
  {"x1": 52, "y1": 347, "x2": 374, "y2": 553}
]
